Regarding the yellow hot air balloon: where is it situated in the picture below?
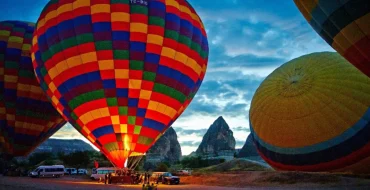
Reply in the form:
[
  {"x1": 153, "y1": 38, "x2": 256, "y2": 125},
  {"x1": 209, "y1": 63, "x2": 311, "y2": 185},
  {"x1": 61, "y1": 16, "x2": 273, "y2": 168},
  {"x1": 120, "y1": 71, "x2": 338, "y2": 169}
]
[{"x1": 250, "y1": 52, "x2": 370, "y2": 173}]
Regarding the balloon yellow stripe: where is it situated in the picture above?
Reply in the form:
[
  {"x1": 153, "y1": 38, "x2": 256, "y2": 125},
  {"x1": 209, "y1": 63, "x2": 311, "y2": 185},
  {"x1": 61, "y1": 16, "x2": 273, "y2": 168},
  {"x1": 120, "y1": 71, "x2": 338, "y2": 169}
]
[
  {"x1": 186, "y1": 57, "x2": 202, "y2": 76},
  {"x1": 57, "y1": 3, "x2": 72, "y2": 16},
  {"x1": 129, "y1": 79, "x2": 142, "y2": 89},
  {"x1": 165, "y1": 0, "x2": 179, "y2": 8},
  {"x1": 9, "y1": 36, "x2": 23, "y2": 43},
  {"x1": 294, "y1": 0, "x2": 318, "y2": 22},
  {"x1": 115, "y1": 69, "x2": 129, "y2": 79},
  {"x1": 98, "y1": 60, "x2": 114, "y2": 70},
  {"x1": 45, "y1": 10, "x2": 57, "y2": 23},
  {"x1": 120, "y1": 124, "x2": 127, "y2": 134},
  {"x1": 147, "y1": 34, "x2": 164, "y2": 46},
  {"x1": 4, "y1": 75, "x2": 17, "y2": 83},
  {"x1": 111, "y1": 12, "x2": 130, "y2": 22},
  {"x1": 139, "y1": 90, "x2": 152, "y2": 100},
  {"x1": 180, "y1": 5, "x2": 192, "y2": 17},
  {"x1": 81, "y1": 52, "x2": 98, "y2": 64},
  {"x1": 73, "y1": 0, "x2": 90, "y2": 9},
  {"x1": 0, "y1": 30, "x2": 10, "y2": 37},
  {"x1": 91, "y1": 4, "x2": 110, "y2": 14},
  {"x1": 130, "y1": 23, "x2": 148, "y2": 34},
  {"x1": 111, "y1": 116, "x2": 120, "y2": 125},
  {"x1": 79, "y1": 107, "x2": 110, "y2": 124},
  {"x1": 161, "y1": 47, "x2": 176, "y2": 58}
]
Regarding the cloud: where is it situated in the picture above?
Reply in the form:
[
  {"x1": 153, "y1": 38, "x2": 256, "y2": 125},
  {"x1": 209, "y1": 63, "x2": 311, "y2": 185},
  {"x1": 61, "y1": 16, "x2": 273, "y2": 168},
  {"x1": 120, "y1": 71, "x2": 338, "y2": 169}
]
[
  {"x1": 41, "y1": 0, "x2": 334, "y2": 155},
  {"x1": 232, "y1": 126, "x2": 251, "y2": 133},
  {"x1": 175, "y1": 128, "x2": 208, "y2": 136},
  {"x1": 236, "y1": 140, "x2": 246, "y2": 148},
  {"x1": 51, "y1": 123, "x2": 100, "y2": 151},
  {"x1": 180, "y1": 141, "x2": 202, "y2": 147},
  {"x1": 52, "y1": 123, "x2": 82, "y2": 139}
]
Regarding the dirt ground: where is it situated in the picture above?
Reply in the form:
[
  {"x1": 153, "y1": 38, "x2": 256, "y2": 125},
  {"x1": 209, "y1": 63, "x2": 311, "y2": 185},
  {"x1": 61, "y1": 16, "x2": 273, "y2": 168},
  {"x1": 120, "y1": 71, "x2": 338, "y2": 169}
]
[
  {"x1": 1, "y1": 172, "x2": 370, "y2": 190},
  {"x1": 181, "y1": 171, "x2": 370, "y2": 189}
]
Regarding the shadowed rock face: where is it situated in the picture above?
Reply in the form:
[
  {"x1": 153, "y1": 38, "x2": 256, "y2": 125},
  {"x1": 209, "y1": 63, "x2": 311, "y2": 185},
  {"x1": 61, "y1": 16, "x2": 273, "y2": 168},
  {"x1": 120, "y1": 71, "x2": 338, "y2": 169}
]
[
  {"x1": 195, "y1": 116, "x2": 236, "y2": 156},
  {"x1": 238, "y1": 134, "x2": 259, "y2": 158},
  {"x1": 145, "y1": 127, "x2": 182, "y2": 164}
]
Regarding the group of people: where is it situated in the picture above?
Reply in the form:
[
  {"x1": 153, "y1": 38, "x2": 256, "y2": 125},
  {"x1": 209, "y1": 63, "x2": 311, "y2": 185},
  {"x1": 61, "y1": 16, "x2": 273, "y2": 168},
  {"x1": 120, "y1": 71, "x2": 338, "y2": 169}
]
[{"x1": 102, "y1": 170, "x2": 154, "y2": 186}]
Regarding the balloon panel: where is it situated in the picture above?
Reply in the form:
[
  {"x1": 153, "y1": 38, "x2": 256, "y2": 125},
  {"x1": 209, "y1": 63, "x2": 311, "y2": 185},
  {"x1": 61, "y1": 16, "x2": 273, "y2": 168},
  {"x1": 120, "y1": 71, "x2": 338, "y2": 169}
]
[
  {"x1": 250, "y1": 52, "x2": 370, "y2": 173},
  {"x1": 32, "y1": 0, "x2": 208, "y2": 167},
  {"x1": 0, "y1": 21, "x2": 66, "y2": 157},
  {"x1": 294, "y1": 0, "x2": 370, "y2": 77}
]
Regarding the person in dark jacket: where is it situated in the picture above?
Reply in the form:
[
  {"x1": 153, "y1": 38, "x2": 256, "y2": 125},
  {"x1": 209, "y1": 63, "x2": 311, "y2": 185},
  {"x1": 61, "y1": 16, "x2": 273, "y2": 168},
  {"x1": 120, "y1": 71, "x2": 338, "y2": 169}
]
[
  {"x1": 108, "y1": 172, "x2": 112, "y2": 184},
  {"x1": 104, "y1": 173, "x2": 108, "y2": 184}
]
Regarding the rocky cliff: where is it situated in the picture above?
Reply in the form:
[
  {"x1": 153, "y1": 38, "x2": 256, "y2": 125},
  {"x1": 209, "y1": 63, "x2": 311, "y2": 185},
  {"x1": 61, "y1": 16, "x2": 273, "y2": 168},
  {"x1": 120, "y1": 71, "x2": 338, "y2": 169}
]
[
  {"x1": 145, "y1": 127, "x2": 182, "y2": 165},
  {"x1": 238, "y1": 134, "x2": 260, "y2": 158},
  {"x1": 195, "y1": 116, "x2": 236, "y2": 158}
]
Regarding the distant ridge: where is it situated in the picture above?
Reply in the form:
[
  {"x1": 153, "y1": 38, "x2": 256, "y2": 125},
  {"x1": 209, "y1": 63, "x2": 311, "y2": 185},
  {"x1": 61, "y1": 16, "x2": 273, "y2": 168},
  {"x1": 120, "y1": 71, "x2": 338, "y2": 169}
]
[{"x1": 31, "y1": 139, "x2": 95, "y2": 155}]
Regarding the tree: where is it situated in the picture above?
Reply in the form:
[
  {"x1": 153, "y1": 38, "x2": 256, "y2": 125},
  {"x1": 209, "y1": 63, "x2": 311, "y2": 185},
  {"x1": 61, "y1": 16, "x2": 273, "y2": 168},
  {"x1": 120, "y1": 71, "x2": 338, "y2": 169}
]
[
  {"x1": 134, "y1": 156, "x2": 146, "y2": 171},
  {"x1": 28, "y1": 152, "x2": 54, "y2": 166},
  {"x1": 60, "y1": 151, "x2": 90, "y2": 172},
  {"x1": 155, "y1": 163, "x2": 169, "y2": 172}
]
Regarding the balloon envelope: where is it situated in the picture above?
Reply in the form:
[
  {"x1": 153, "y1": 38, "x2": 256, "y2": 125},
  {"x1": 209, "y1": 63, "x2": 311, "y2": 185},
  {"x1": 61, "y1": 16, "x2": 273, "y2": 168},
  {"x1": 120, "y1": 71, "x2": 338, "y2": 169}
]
[
  {"x1": 294, "y1": 0, "x2": 370, "y2": 77},
  {"x1": 250, "y1": 52, "x2": 370, "y2": 173},
  {"x1": 0, "y1": 21, "x2": 66, "y2": 157},
  {"x1": 32, "y1": 0, "x2": 208, "y2": 168}
]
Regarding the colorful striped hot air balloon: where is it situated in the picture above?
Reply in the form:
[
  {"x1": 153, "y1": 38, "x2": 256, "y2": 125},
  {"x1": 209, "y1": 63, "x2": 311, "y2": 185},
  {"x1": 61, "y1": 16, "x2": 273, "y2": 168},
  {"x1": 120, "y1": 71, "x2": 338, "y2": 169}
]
[
  {"x1": 0, "y1": 21, "x2": 66, "y2": 157},
  {"x1": 294, "y1": 0, "x2": 370, "y2": 78},
  {"x1": 31, "y1": 0, "x2": 208, "y2": 168},
  {"x1": 250, "y1": 52, "x2": 370, "y2": 173}
]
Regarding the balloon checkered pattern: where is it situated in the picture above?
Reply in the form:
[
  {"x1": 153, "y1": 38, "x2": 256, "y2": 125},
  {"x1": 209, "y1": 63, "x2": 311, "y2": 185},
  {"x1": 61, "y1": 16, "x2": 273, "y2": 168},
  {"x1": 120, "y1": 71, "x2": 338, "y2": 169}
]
[
  {"x1": 0, "y1": 20, "x2": 66, "y2": 157},
  {"x1": 32, "y1": 0, "x2": 208, "y2": 167},
  {"x1": 294, "y1": 0, "x2": 370, "y2": 78}
]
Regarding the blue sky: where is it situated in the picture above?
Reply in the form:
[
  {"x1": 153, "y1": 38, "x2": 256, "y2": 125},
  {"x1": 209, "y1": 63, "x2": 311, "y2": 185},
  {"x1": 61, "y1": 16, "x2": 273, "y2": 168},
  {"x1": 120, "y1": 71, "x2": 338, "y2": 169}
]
[{"x1": 1, "y1": 0, "x2": 334, "y2": 155}]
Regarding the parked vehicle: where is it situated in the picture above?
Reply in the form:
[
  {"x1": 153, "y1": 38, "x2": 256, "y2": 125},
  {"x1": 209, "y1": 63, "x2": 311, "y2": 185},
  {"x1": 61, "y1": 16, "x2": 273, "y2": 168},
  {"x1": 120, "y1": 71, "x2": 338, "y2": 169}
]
[
  {"x1": 175, "y1": 170, "x2": 191, "y2": 176},
  {"x1": 151, "y1": 172, "x2": 180, "y2": 185},
  {"x1": 78, "y1": 169, "x2": 88, "y2": 175},
  {"x1": 29, "y1": 165, "x2": 65, "y2": 178},
  {"x1": 90, "y1": 167, "x2": 120, "y2": 180},
  {"x1": 64, "y1": 168, "x2": 77, "y2": 175}
]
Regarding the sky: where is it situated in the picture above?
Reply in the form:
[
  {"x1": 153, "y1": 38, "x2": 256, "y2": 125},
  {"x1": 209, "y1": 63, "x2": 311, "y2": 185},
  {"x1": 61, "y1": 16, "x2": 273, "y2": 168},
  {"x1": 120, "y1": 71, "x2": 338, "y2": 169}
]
[{"x1": 0, "y1": 0, "x2": 334, "y2": 155}]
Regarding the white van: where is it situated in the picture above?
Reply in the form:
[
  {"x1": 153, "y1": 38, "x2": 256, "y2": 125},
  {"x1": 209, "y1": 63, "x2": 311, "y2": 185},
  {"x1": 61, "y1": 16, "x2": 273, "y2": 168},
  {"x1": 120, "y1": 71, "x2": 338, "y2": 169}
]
[
  {"x1": 30, "y1": 165, "x2": 65, "y2": 178},
  {"x1": 65, "y1": 168, "x2": 77, "y2": 175},
  {"x1": 90, "y1": 167, "x2": 120, "y2": 180}
]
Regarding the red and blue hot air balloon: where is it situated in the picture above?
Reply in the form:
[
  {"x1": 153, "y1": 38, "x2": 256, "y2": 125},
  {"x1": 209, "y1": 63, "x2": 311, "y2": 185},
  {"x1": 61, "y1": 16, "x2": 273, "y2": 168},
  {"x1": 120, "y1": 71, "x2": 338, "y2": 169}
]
[
  {"x1": 0, "y1": 20, "x2": 66, "y2": 157},
  {"x1": 32, "y1": 0, "x2": 208, "y2": 168}
]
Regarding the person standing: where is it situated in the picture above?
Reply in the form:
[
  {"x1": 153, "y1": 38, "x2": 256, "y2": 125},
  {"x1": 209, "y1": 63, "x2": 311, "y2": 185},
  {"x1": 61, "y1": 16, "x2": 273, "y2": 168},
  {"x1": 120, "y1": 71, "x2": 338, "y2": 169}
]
[
  {"x1": 104, "y1": 173, "x2": 108, "y2": 184},
  {"x1": 108, "y1": 172, "x2": 112, "y2": 184},
  {"x1": 144, "y1": 172, "x2": 148, "y2": 184}
]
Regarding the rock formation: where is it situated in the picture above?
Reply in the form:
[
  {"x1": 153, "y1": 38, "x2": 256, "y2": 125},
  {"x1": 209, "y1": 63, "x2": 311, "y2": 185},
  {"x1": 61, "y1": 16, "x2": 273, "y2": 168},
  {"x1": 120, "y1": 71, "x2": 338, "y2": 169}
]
[{"x1": 195, "y1": 116, "x2": 236, "y2": 159}]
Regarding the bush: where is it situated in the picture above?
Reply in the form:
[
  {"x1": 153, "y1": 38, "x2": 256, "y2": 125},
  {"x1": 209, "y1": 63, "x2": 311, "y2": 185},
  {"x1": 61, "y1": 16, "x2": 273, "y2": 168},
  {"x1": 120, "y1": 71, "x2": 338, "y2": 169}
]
[
  {"x1": 181, "y1": 156, "x2": 226, "y2": 168},
  {"x1": 28, "y1": 152, "x2": 54, "y2": 166},
  {"x1": 155, "y1": 163, "x2": 169, "y2": 172}
]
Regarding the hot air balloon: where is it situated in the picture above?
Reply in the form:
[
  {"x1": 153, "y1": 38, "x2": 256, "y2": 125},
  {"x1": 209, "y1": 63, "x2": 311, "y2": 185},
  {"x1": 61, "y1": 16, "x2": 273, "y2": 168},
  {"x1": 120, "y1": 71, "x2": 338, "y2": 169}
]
[
  {"x1": 0, "y1": 21, "x2": 66, "y2": 157},
  {"x1": 250, "y1": 52, "x2": 370, "y2": 173},
  {"x1": 294, "y1": 0, "x2": 370, "y2": 78},
  {"x1": 31, "y1": 0, "x2": 208, "y2": 168}
]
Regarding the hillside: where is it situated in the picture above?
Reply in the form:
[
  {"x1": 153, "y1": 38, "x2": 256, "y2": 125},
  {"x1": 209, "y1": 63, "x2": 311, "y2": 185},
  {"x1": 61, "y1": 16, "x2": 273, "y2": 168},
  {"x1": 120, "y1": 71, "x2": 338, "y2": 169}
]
[
  {"x1": 31, "y1": 139, "x2": 95, "y2": 155},
  {"x1": 196, "y1": 158, "x2": 272, "y2": 173}
]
